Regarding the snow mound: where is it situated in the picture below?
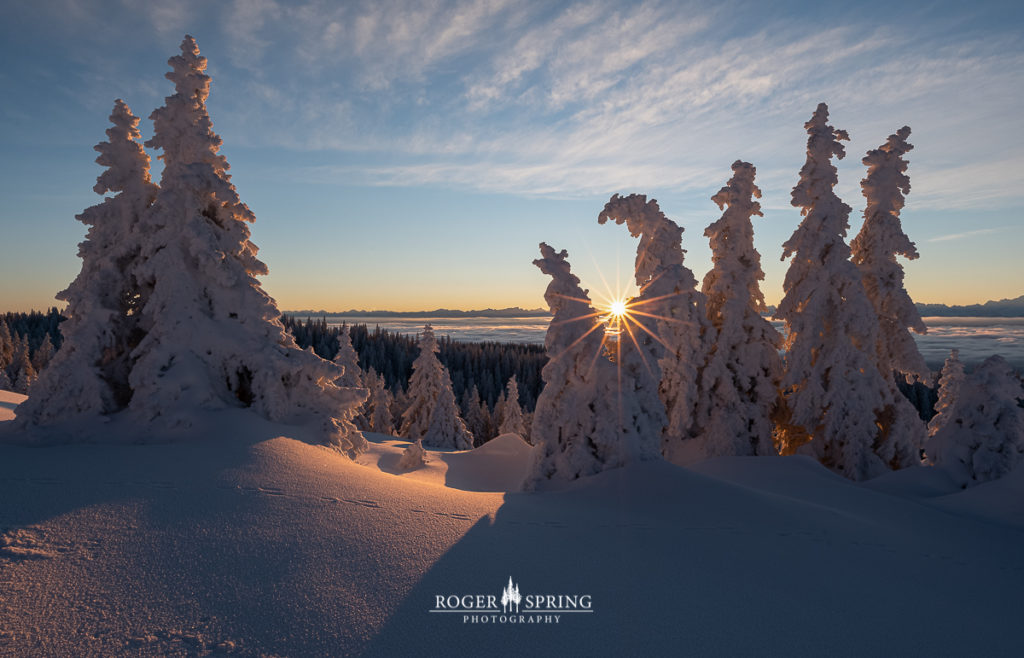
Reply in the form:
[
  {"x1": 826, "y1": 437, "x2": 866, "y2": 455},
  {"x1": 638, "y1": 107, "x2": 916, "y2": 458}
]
[
  {"x1": 0, "y1": 390, "x2": 27, "y2": 422},
  {"x1": 1, "y1": 412, "x2": 1021, "y2": 655},
  {"x1": 356, "y1": 432, "x2": 532, "y2": 492},
  {"x1": 442, "y1": 433, "x2": 532, "y2": 491}
]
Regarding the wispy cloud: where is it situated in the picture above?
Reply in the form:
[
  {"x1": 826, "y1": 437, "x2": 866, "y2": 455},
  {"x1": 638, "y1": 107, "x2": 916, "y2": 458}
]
[
  {"x1": 927, "y1": 227, "x2": 1005, "y2": 243},
  {"x1": 40, "y1": 0, "x2": 1023, "y2": 212}
]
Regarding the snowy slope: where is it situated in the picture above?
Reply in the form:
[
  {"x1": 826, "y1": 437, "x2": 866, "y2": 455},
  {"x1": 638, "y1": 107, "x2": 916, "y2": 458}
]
[
  {"x1": 0, "y1": 391, "x2": 25, "y2": 422},
  {"x1": 1, "y1": 410, "x2": 1022, "y2": 656}
]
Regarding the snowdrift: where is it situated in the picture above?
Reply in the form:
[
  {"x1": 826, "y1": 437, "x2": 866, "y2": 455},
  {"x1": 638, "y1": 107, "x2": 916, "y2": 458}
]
[
  {"x1": 0, "y1": 390, "x2": 25, "y2": 422},
  {"x1": 1, "y1": 409, "x2": 1022, "y2": 655}
]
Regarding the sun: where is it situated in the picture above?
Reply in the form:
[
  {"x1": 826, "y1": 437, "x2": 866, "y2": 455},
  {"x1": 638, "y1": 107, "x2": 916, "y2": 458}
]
[{"x1": 602, "y1": 297, "x2": 632, "y2": 337}]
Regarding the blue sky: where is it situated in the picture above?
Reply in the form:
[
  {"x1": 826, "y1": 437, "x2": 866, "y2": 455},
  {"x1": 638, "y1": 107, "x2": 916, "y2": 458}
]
[{"x1": 1, "y1": 0, "x2": 1022, "y2": 312}]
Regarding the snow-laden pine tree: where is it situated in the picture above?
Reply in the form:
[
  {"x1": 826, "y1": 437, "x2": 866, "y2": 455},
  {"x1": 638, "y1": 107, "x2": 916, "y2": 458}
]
[
  {"x1": 0, "y1": 321, "x2": 13, "y2": 386},
  {"x1": 0, "y1": 323, "x2": 13, "y2": 390},
  {"x1": 524, "y1": 243, "x2": 660, "y2": 490},
  {"x1": 334, "y1": 325, "x2": 368, "y2": 430},
  {"x1": 365, "y1": 368, "x2": 395, "y2": 435},
  {"x1": 777, "y1": 103, "x2": 918, "y2": 480},
  {"x1": 128, "y1": 36, "x2": 366, "y2": 450},
  {"x1": 31, "y1": 336, "x2": 56, "y2": 373},
  {"x1": 851, "y1": 126, "x2": 928, "y2": 380},
  {"x1": 928, "y1": 350, "x2": 966, "y2": 438},
  {"x1": 925, "y1": 355, "x2": 1024, "y2": 487},
  {"x1": 7, "y1": 335, "x2": 37, "y2": 395},
  {"x1": 697, "y1": 161, "x2": 782, "y2": 457},
  {"x1": 15, "y1": 100, "x2": 157, "y2": 426},
  {"x1": 333, "y1": 325, "x2": 363, "y2": 388},
  {"x1": 598, "y1": 194, "x2": 707, "y2": 463},
  {"x1": 498, "y1": 375, "x2": 527, "y2": 437},
  {"x1": 398, "y1": 438, "x2": 428, "y2": 470},
  {"x1": 461, "y1": 385, "x2": 488, "y2": 444},
  {"x1": 399, "y1": 325, "x2": 473, "y2": 449}
]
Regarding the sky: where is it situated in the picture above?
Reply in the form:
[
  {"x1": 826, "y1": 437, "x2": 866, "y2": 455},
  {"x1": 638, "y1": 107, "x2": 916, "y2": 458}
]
[{"x1": 1, "y1": 0, "x2": 1022, "y2": 313}]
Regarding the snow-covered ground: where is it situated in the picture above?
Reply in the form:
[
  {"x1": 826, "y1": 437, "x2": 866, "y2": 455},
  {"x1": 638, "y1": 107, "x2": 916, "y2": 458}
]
[{"x1": 1, "y1": 401, "x2": 1022, "y2": 656}]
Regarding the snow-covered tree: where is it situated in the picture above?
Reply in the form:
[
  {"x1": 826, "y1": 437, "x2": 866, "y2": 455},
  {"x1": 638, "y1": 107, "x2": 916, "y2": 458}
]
[
  {"x1": 461, "y1": 384, "x2": 489, "y2": 445},
  {"x1": 0, "y1": 321, "x2": 13, "y2": 380},
  {"x1": 365, "y1": 368, "x2": 395, "y2": 435},
  {"x1": 127, "y1": 36, "x2": 366, "y2": 449},
  {"x1": 398, "y1": 438, "x2": 428, "y2": 470},
  {"x1": 491, "y1": 390, "x2": 507, "y2": 438},
  {"x1": 7, "y1": 335, "x2": 37, "y2": 395},
  {"x1": 697, "y1": 161, "x2": 782, "y2": 457},
  {"x1": 928, "y1": 350, "x2": 966, "y2": 438},
  {"x1": 777, "y1": 103, "x2": 918, "y2": 480},
  {"x1": 16, "y1": 100, "x2": 158, "y2": 426},
  {"x1": 925, "y1": 355, "x2": 1024, "y2": 487},
  {"x1": 31, "y1": 335, "x2": 56, "y2": 373},
  {"x1": 598, "y1": 194, "x2": 707, "y2": 462},
  {"x1": 334, "y1": 325, "x2": 369, "y2": 430},
  {"x1": 851, "y1": 126, "x2": 929, "y2": 380},
  {"x1": 524, "y1": 243, "x2": 660, "y2": 490},
  {"x1": 399, "y1": 324, "x2": 473, "y2": 450},
  {"x1": 498, "y1": 375, "x2": 527, "y2": 437},
  {"x1": 333, "y1": 325, "x2": 363, "y2": 388}
]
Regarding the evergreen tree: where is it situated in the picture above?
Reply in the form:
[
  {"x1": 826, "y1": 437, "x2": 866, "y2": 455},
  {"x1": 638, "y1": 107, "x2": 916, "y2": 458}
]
[
  {"x1": 598, "y1": 194, "x2": 705, "y2": 462},
  {"x1": 524, "y1": 244, "x2": 660, "y2": 490},
  {"x1": 777, "y1": 103, "x2": 917, "y2": 480},
  {"x1": 461, "y1": 385, "x2": 488, "y2": 445},
  {"x1": 498, "y1": 375, "x2": 527, "y2": 437},
  {"x1": 7, "y1": 335, "x2": 37, "y2": 395},
  {"x1": 398, "y1": 438, "x2": 428, "y2": 470},
  {"x1": 333, "y1": 325, "x2": 363, "y2": 388},
  {"x1": 128, "y1": 36, "x2": 366, "y2": 449},
  {"x1": 928, "y1": 350, "x2": 966, "y2": 438},
  {"x1": 31, "y1": 335, "x2": 56, "y2": 373},
  {"x1": 334, "y1": 325, "x2": 368, "y2": 430},
  {"x1": 478, "y1": 398, "x2": 493, "y2": 445},
  {"x1": 851, "y1": 126, "x2": 929, "y2": 380},
  {"x1": 492, "y1": 389, "x2": 507, "y2": 438},
  {"x1": 15, "y1": 100, "x2": 157, "y2": 426},
  {"x1": 697, "y1": 161, "x2": 782, "y2": 457},
  {"x1": 399, "y1": 325, "x2": 473, "y2": 449},
  {"x1": 925, "y1": 355, "x2": 1024, "y2": 487},
  {"x1": 365, "y1": 368, "x2": 395, "y2": 435},
  {"x1": 0, "y1": 320, "x2": 13, "y2": 370},
  {"x1": 0, "y1": 321, "x2": 11, "y2": 391}
]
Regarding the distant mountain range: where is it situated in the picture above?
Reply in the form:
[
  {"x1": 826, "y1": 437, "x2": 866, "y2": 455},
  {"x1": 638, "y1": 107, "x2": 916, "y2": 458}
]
[
  {"x1": 916, "y1": 295, "x2": 1024, "y2": 317},
  {"x1": 283, "y1": 307, "x2": 551, "y2": 318},
  {"x1": 285, "y1": 297, "x2": 1024, "y2": 319}
]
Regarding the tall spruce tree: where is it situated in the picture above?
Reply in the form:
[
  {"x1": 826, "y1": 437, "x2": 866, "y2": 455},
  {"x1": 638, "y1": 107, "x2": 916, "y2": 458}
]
[
  {"x1": 333, "y1": 325, "x2": 364, "y2": 388},
  {"x1": 365, "y1": 368, "x2": 395, "y2": 435},
  {"x1": 498, "y1": 375, "x2": 527, "y2": 437},
  {"x1": 851, "y1": 126, "x2": 928, "y2": 380},
  {"x1": 777, "y1": 103, "x2": 917, "y2": 480},
  {"x1": 128, "y1": 36, "x2": 366, "y2": 449},
  {"x1": 7, "y1": 335, "x2": 36, "y2": 395},
  {"x1": 524, "y1": 243, "x2": 660, "y2": 490},
  {"x1": 697, "y1": 161, "x2": 782, "y2": 457},
  {"x1": 16, "y1": 100, "x2": 157, "y2": 427},
  {"x1": 399, "y1": 325, "x2": 473, "y2": 449},
  {"x1": 598, "y1": 194, "x2": 707, "y2": 463}
]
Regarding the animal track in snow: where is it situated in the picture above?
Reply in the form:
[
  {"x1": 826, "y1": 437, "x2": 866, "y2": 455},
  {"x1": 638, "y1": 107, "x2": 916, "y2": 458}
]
[
  {"x1": 343, "y1": 498, "x2": 382, "y2": 509},
  {"x1": 0, "y1": 526, "x2": 95, "y2": 565}
]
